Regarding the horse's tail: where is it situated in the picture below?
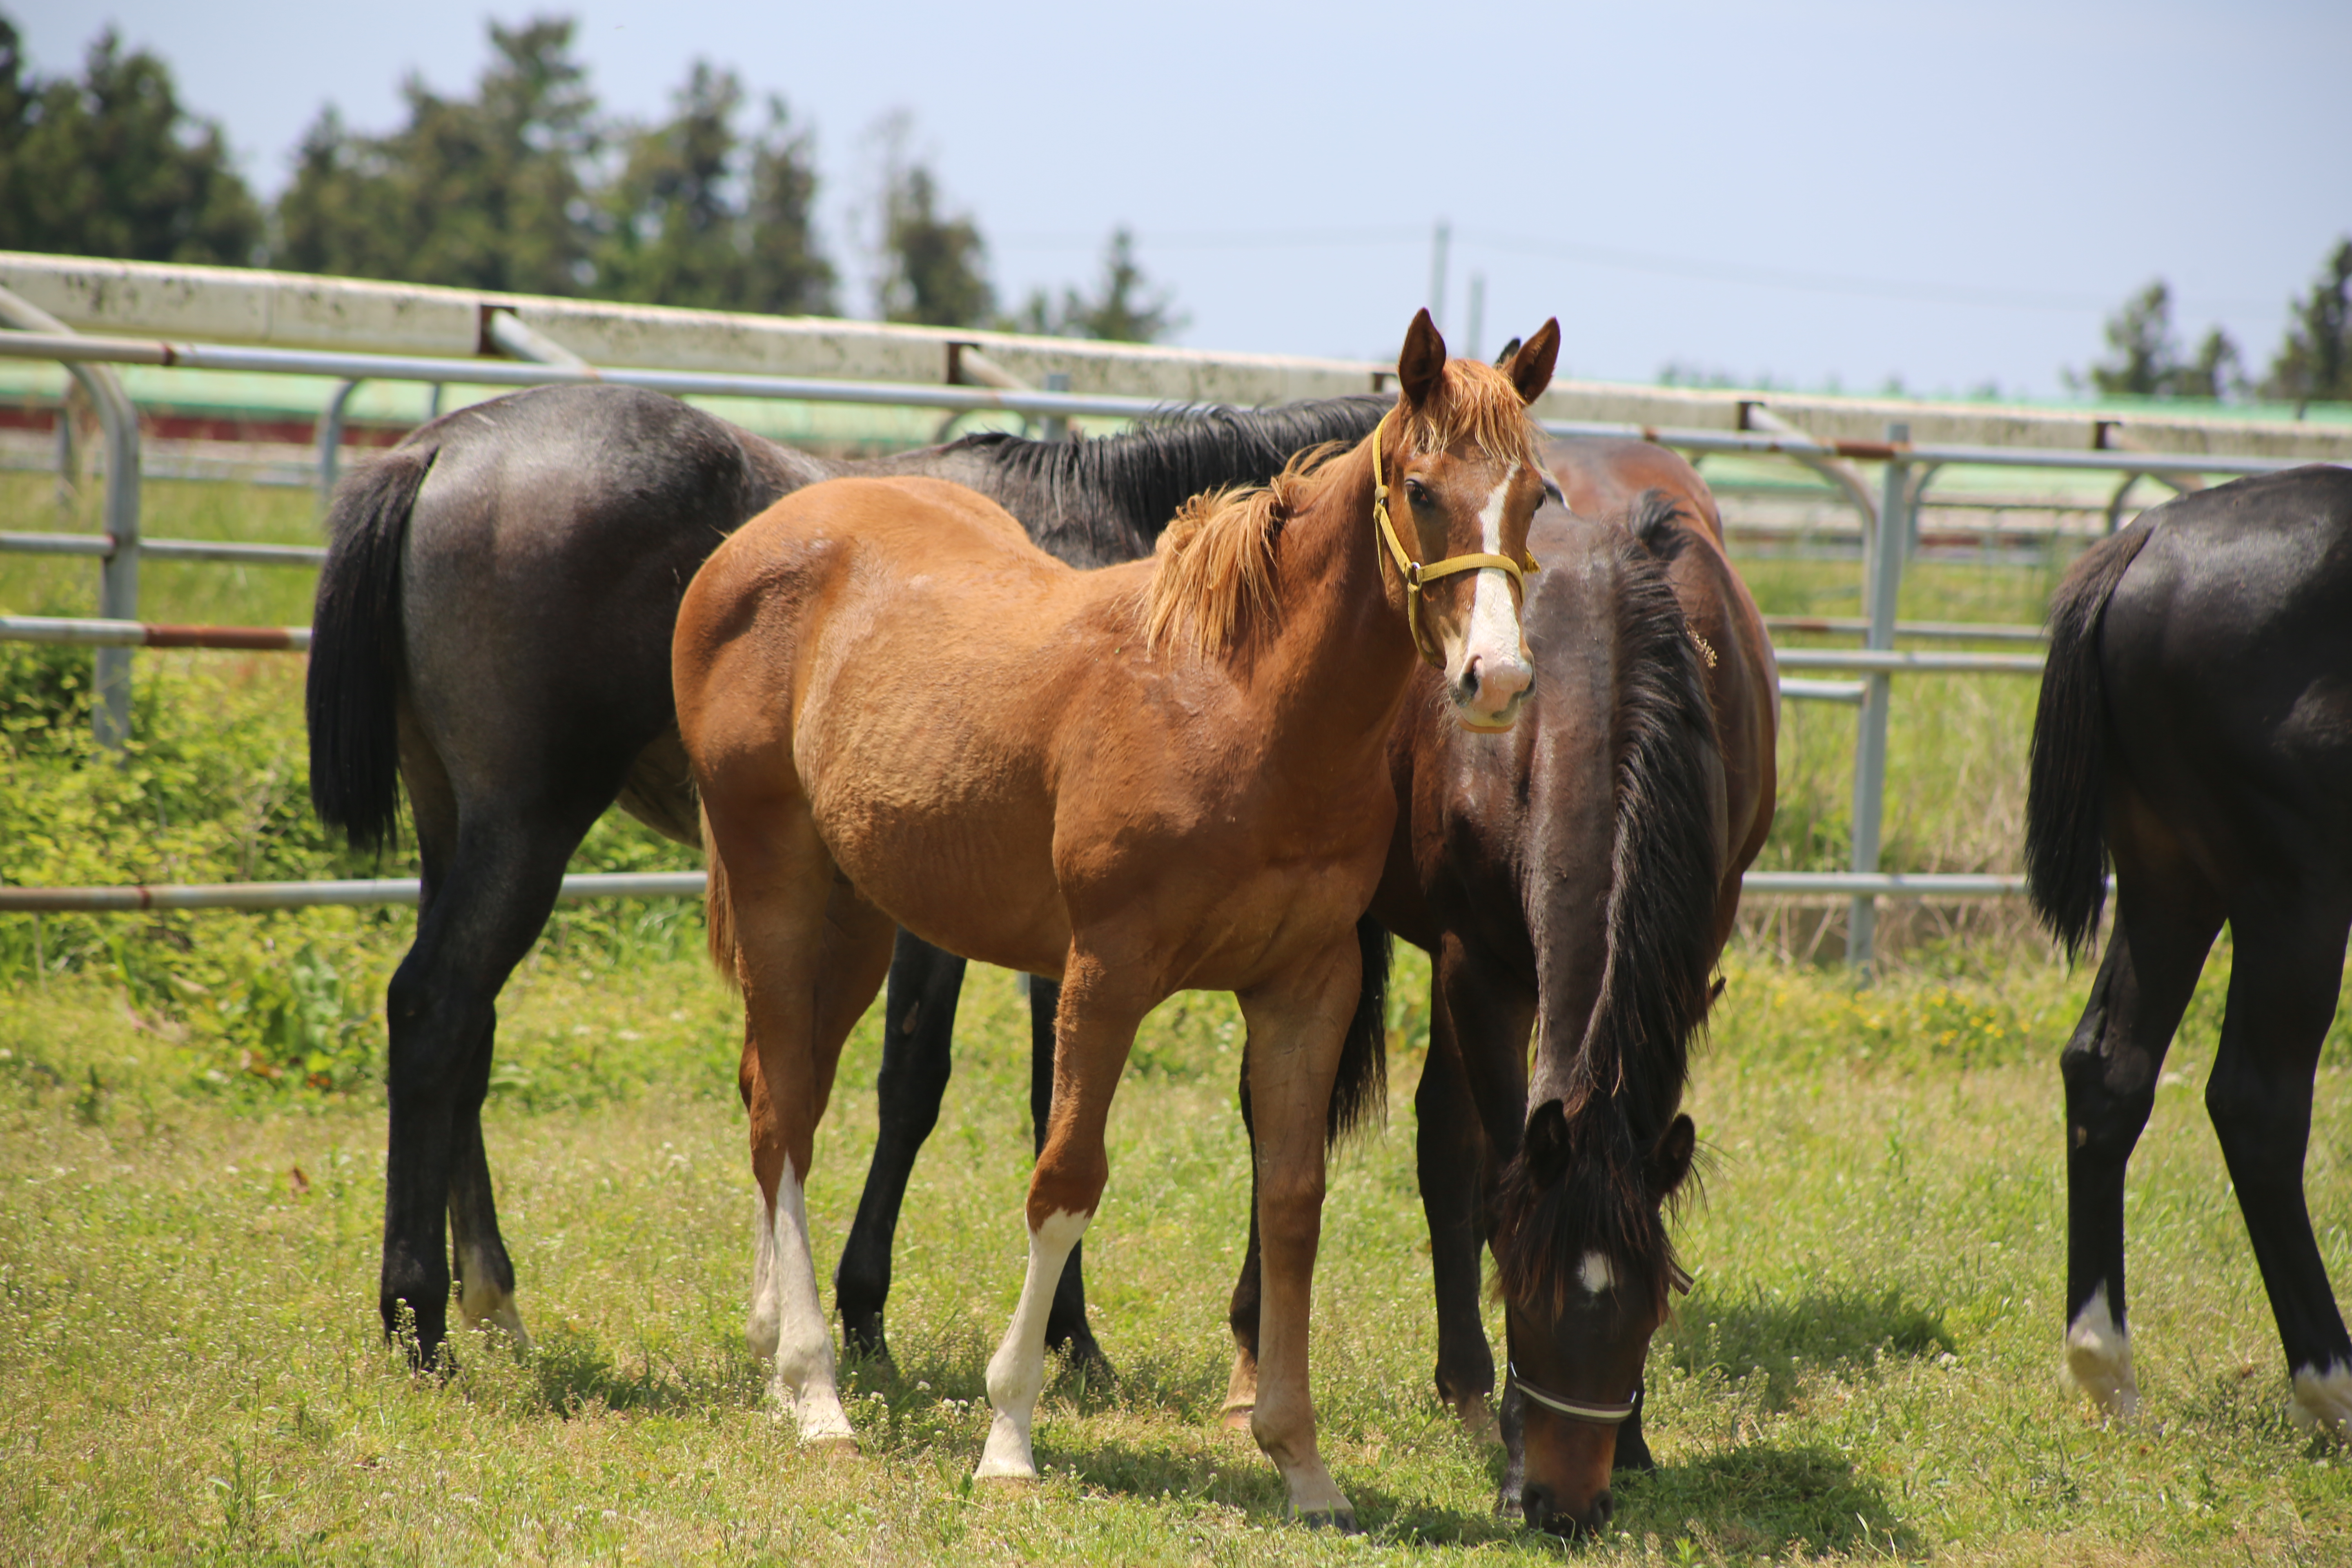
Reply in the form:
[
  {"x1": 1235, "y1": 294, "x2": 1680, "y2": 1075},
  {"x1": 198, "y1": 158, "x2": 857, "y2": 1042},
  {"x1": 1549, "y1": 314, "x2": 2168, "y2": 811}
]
[
  {"x1": 699, "y1": 802, "x2": 742, "y2": 993},
  {"x1": 1325, "y1": 914, "x2": 1391, "y2": 1146},
  {"x1": 306, "y1": 443, "x2": 438, "y2": 851},
  {"x1": 1495, "y1": 497, "x2": 1724, "y2": 1314},
  {"x1": 2026, "y1": 522, "x2": 2152, "y2": 959}
]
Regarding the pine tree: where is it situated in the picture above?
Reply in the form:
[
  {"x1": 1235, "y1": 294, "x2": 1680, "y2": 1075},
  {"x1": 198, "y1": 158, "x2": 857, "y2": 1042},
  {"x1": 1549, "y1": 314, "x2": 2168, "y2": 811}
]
[
  {"x1": 0, "y1": 20, "x2": 262, "y2": 265},
  {"x1": 274, "y1": 19, "x2": 597, "y2": 295},
  {"x1": 872, "y1": 128, "x2": 992, "y2": 327},
  {"x1": 2261, "y1": 239, "x2": 2352, "y2": 406},
  {"x1": 1007, "y1": 227, "x2": 1185, "y2": 343},
  {"x1": 592, "y1": 67, "x2": 834, "y2": 315}
]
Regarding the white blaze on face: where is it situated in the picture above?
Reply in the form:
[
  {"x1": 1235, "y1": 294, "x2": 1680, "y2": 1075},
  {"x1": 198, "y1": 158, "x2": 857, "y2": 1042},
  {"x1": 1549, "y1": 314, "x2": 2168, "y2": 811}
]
[
  {"x1": 1454, "y1": 464, "x2": 1534, "y2": 719},
  {"x1": 976, "y1": 1207, "x2": 1091, "y2": 1481},
  {"x1": 749, "y1": 1167, "x2": 857, "y2": 1447},
  {"x1": 2061, "y1": 1283, "x2": 2138, "y2": 1417},
  {"x1": 2291, "y1": 1361, "x2": 2352, "y2": 1435},
  {"x1": 1578, "y1": 1250, "x2": 1616, "y2": 1296}
]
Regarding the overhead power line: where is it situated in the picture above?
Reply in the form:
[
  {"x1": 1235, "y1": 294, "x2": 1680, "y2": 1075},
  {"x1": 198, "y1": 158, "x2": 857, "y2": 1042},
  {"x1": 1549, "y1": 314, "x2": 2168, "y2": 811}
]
[{"x1": 993, "y1": 225, "x2": 2273, "y2": 317}]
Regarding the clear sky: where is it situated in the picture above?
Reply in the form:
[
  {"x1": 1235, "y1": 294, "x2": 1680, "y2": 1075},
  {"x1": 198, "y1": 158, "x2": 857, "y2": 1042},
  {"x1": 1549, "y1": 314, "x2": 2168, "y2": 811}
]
[{"x1": 14, "y1": 0, "x2": 2349, "y2": 395}]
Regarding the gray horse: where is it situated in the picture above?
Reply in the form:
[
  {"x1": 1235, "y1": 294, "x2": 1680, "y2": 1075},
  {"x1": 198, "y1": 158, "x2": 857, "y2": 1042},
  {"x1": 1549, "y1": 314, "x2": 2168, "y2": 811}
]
[{"x1": 305, "y1": 381, "x2": 1390, "y2": 1366}]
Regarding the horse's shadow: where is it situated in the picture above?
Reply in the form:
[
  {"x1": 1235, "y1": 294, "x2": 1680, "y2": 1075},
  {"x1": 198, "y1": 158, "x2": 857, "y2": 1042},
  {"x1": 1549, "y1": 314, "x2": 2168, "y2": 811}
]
[{"x1": 1660, "y1": 1283, "x2": 1957, "y2": 1409}]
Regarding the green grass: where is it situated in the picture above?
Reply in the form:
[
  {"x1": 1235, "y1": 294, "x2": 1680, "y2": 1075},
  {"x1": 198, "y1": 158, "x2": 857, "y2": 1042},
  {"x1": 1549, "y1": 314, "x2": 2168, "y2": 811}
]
[{"x1": 3, "y1": 479, "x2": 2350, "y2": 1561}]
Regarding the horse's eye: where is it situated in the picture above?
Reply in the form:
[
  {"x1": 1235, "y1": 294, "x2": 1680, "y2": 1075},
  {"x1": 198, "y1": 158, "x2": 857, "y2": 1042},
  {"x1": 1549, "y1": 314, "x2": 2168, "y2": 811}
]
[{"x1": 1405, "y1": 480, "x2": 1433, "y2": 508}]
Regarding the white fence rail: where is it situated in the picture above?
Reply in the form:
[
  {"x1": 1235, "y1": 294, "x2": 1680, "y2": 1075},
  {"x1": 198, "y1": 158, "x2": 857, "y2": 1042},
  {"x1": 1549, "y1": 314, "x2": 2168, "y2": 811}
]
[{"x1": 4, "y1": 253, "x2": 2346, "y2": 972}]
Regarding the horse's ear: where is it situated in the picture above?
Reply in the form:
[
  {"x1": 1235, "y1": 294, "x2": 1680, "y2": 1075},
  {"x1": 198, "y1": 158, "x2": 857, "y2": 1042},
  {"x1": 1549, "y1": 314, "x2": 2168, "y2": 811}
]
[
  {"x1": 1647, "y1": 1113, "x2": 1697, "y2": 1200},
  {"x1": 1507, "y1": 319, "x2": 1561, "y2": 405},
  {"x1": 1492, "y1": 336, "x2": 1522, "y2": 368},
  {"x1": 1523, "y1": 1097, "x2": 1571, "y2": 1184},
  {"x1": 1399, "y1": 308, "x2": 1448, "y2": 409}
]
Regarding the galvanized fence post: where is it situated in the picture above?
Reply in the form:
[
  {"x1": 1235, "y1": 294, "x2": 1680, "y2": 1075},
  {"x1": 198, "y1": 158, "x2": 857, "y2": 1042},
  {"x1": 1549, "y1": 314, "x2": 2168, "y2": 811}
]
[
  {"x1": 0, "y1": 284, "x2": 142, "y2": 748},
  {"x1": 1847, "y1": 421, "x2": 1911, "y2": 977},
  {"x1": 316, "y1": 380, "x2": 365, "y2": 512}
]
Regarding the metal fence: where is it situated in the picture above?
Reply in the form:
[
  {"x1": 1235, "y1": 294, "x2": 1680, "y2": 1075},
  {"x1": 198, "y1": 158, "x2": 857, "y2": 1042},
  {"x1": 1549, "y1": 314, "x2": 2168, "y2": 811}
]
[{"x1": 3, "y1": 260, "x2": 2344, "y2": 972}]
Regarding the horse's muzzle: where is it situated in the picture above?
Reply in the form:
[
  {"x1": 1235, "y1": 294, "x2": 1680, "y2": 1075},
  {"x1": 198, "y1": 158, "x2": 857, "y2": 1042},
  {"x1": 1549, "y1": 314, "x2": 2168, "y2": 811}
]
[{"x1": 1521, "y1": 1481, "x2": 1613, "y2": 1539}]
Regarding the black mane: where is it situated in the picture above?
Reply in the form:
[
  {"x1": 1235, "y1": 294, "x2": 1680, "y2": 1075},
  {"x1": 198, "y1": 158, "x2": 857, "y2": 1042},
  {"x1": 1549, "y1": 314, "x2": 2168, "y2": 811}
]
[
  {"x1": 939, "y1": 395, "x2": 1392, "y2": 568},
  {"x1": 1493, "y1": 501, "x2": 1724, "y2": 1316}
]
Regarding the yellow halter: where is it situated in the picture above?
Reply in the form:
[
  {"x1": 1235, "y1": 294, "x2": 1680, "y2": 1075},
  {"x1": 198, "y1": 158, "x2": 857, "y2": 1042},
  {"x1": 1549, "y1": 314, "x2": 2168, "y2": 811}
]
[{"x1": 1370, "y1": 409, "x2": 1541, "y2": 669}]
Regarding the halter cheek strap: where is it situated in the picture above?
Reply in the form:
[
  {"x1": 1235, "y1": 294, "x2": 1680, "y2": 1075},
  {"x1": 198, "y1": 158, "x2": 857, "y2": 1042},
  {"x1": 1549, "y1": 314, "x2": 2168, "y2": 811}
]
[
  {"x1": 1370, "y1": 410, "x2": 1540, "y2": 669},
  {"x1": 1506, "y1": 1259, "x2": 1696, "y2": 1427}
]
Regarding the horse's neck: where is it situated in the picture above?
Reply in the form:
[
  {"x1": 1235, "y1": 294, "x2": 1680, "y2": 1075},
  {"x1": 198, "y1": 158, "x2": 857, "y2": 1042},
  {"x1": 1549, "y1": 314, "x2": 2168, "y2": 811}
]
[{"x1": 1258, "y1": 447, "x2": 1420, "y2": 749}]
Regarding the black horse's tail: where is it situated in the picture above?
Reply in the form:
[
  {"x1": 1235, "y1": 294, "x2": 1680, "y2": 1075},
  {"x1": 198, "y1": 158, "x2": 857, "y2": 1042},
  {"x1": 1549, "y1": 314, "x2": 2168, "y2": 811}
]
[
  {"x1": 307, "y1": 443, "x2": 438, "y2": 852},
  {"x1": 2026, "y1": 522, "x2": 2152, "y2": 959},
  {"x1": 1325, "y1": 915, "x2": 1391, "y2": 1146}
]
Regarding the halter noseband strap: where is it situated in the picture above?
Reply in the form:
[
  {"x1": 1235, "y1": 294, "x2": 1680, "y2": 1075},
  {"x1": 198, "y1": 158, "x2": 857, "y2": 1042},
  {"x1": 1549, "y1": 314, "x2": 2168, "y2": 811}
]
[
  {"x1": 1369, "y1": 409, "x2": 1540, "y2": 669},
  {"x1": 1506, "y1": 1259, "x2": 1696, "y2": 1427}
]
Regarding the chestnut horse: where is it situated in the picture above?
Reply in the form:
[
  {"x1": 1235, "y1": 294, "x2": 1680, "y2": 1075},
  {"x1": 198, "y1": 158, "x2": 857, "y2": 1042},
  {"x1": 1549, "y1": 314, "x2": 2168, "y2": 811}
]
[
  {"x1": 2027, "y1": 464, "x2": 2352, "y2": 1436},
  {"x1": 835, "y1": 434, "x2": 1778, "y2": 1535},
  {"x1": 674, "y1": 315, "x2": 1558, "y2": 1523},
  {"x1": 307, "y1": 381, "x2": 1397, "y2": 1368}
]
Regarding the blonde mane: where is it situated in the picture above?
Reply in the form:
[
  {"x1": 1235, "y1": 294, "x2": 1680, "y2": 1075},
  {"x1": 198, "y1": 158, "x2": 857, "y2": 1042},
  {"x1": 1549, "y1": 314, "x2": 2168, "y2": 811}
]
[
  {"x1": 1140, "y1": 361, "x2": 1539, "y2": 659},
  {"x1": 1400, "y1": 359, "x2": 1544, "y2": 469},
  {"x1": 1143, "y1": 442, "x2": 1341, "y2": 657}
]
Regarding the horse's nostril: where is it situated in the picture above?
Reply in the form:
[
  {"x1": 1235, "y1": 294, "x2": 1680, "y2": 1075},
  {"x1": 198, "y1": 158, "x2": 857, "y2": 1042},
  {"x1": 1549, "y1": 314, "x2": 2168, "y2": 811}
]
[{"x1": 1591, "y1": 1488, "x2": 1615, "y2": 1527}]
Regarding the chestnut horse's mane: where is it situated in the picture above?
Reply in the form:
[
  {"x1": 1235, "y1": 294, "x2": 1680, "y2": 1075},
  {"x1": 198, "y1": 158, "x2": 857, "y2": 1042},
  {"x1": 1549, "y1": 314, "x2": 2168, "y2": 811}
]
[{"x1": 1140, "y1": 361, "x2": 1543, "y2": 659}]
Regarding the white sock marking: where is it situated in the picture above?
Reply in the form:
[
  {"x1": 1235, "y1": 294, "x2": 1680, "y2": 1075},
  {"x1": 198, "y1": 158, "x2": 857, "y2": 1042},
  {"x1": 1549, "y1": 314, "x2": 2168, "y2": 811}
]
[
  {"x1": 2291, "y1": 1361, "x2": 2352, "y2": 1435},
  {"x1": 2062, "y1": 1283, "x2": 2139, "y2": 1417},
  {"x1": 455, "y1": 1244, "x2": 530, "y2": 1347},
  {"x1": 975, "y1": 1207, "x2": 1090, "y2": 1480},
  {"x1": 749, "y1": 1168, "x2": 856, "y2": 1447}
]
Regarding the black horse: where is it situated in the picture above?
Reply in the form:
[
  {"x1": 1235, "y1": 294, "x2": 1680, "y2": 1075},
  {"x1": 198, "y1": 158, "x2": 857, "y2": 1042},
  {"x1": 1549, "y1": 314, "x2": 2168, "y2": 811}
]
[
  {"x1": 306, "y1": 381, "x2": 1391, "y2": 1367},
  {"x1": 2027, "y1": 462, "x2": 2352, "y2": 1436}
]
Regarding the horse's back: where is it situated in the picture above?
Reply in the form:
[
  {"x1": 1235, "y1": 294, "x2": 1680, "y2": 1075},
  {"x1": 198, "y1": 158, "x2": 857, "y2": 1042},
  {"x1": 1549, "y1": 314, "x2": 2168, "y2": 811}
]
[{"x1": 2102, "y1": 466, "x2": 2352, "y2": 881}]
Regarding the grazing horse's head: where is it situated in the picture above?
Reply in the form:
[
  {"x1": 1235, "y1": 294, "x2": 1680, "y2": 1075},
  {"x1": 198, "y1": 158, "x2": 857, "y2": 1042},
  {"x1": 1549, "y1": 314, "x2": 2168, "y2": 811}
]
[
  {"x1": 1379, "y1": 310, "x2": 1559, "y2": 731},
  {"x1": 1494, "y1": 1099, "x2": 1698, "y2": 1537}
]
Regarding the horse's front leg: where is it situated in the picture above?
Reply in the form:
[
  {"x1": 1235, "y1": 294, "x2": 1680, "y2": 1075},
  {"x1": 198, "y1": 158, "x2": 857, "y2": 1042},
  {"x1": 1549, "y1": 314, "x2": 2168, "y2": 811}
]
[
  {"x1": 726, "y1": 813, "x2": 897, "y2": 1449},
  {"x1": 2058, "y1": 855, "x2": 2220, "y2": 1418},
  {"x1": 1237, "y1": 935, "x2": 1363, "y2": 1529},
  {"x1": 976, "y1": 954, "x2": 1149, "y2": 1481},
  {"x1": 1027, "y1": 976, "x2": 1112, "y2": 1374}
]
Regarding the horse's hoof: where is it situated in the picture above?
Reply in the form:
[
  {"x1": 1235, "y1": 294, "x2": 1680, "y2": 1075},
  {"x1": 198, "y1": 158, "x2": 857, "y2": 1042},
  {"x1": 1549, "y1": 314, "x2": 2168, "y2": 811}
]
[
  {"x1": 1448, "y1": 1392, "x2": 1501, "y2": 1447},
  {"x1": 1220, "y1": 1401, "x2": 1255, "y2": 1433},
  {"x1": 1286, "y1": 1504, "x2": 1360, "y2": 1533},
  {"x1": 802, "y1": 1434, "x2": 860, "y2": 1459}
]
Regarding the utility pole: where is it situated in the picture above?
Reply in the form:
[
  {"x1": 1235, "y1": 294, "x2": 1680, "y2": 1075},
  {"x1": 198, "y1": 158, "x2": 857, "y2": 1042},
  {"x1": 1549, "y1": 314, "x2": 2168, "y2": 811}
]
[
  {"x1": 1466, "y1": 273, "x2": 1486, "y2": 363},
  {"x1": 1428, "y1": 221, "x2": 1451, "y2": 338}
]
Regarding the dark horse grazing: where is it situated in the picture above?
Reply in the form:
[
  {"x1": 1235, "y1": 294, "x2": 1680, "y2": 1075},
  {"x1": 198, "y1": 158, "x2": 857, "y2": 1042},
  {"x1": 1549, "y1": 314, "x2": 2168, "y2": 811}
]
[
  {"x1": 841, "y1": 434, "x2": 1780, "y2": 1534},
  {"x1": 2026, "y1": 463, "x2": 2352, "y2": 1436},
  {"x1": 307, "y1": 380, "x2": 1397, "y2": 1367}
]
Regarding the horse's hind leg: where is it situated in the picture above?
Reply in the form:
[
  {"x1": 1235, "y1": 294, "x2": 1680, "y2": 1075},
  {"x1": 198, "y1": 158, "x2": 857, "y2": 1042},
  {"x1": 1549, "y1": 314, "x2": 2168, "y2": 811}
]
[
  {"x1": 835, "y1": 928, "x2": 968, "y2": 1363},
  {"x1": 975, "y1": 953, "x2": 1150, "y2": 1483},
  {"x1": 382, "y1": 741, "x2": 592, "y2": 1363},
  {"x1": 1235, "y1": 936, "x2": 1363, "y2": 1528},
  {"x1": 723, "y1": 808, "x2": 896, "y2": 1448},
  {"x1": 1027, "y1": 975, "x2": 1111, "y2": 1376},
  {"x1": 2203, "y1": 889, "x2": 2352, "y2": 1435},
  {"x1": 2058, "y1": 843, "x2": 2221, "y2": 1416},
  {"x1": 1419, "y1": 981, "x2": 1500, "y2": 1443}
]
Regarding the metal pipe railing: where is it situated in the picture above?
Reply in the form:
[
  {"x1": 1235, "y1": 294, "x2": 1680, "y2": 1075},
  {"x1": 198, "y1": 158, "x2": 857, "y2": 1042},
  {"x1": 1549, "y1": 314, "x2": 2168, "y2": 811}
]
[{"x1": 0, "y1": 288, "x2": 142, "y2": 746}]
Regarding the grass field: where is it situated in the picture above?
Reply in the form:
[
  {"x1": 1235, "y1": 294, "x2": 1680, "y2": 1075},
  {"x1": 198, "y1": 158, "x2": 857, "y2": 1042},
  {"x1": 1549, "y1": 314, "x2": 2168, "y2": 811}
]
[{"x1": 2, "y1": 475, "x2": 2349, "y2": 1563}]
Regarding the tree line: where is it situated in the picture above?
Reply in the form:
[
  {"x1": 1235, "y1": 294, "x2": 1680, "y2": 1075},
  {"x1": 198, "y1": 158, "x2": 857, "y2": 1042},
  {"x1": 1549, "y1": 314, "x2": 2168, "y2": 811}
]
[
  {"x1": 2074, "y1": 248, "x2": 2351, "y2": 408},
  {"x1": 0, "y1": 14, "x2": 1181, "y2": 342}
]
